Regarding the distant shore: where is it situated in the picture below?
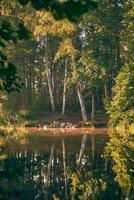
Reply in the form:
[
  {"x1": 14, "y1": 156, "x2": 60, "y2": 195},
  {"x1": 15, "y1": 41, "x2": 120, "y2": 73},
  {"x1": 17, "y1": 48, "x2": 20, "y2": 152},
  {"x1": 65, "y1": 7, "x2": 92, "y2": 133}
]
[{"x1": 24, "y1": 112, "x2": 108, "y2": 128}]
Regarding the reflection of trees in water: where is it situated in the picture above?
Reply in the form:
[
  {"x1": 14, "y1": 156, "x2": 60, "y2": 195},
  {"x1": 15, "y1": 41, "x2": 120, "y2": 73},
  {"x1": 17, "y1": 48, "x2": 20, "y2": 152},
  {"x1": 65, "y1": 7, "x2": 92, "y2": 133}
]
[
  {"x1": 0, "y1": 133, "x2": 132, "y2": 199},
  {"x1": 105, "y1": 131, "x2": 134, "y2": 200},
  {"x1": 69, "y1": 135, "x2": 108, "y2": 200},
  {"x1": 62, "y1": 139, "x2": 68, "y2": 200},
  {"x1": 91, "y1": 135, "x2": 95, "y2": 161},
  {"x1": 76, "y1": 134, "x2": 87, "y2": 167}
]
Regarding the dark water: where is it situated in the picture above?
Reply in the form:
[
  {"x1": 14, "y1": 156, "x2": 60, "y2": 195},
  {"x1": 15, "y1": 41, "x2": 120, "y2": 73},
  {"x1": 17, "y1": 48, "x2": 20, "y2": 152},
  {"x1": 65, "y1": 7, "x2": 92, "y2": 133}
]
[{"x1": 0, "y1": 132, "x2": 133, "y2": 200}]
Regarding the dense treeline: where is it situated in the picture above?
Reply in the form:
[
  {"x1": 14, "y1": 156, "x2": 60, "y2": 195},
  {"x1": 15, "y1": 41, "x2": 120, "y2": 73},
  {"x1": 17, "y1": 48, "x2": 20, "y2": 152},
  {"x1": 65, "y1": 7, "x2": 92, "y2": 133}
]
[{"x1": 0, "y1": 0, "x2": 134, "y2": 126}]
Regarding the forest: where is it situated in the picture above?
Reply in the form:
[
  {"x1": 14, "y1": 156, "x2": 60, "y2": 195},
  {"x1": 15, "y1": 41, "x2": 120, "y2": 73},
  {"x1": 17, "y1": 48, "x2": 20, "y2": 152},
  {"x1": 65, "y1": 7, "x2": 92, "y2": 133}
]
[
  {"x1": 0, "y1": 1, "x2": 134, "y2": 200},
  {"x1": 0, "y1": 0, "x2": 134, "y2": 128}
]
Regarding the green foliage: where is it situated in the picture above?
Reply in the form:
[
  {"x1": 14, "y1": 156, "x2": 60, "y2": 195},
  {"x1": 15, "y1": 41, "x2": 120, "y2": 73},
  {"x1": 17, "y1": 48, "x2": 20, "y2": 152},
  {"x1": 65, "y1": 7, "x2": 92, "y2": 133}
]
[
  {"x1": 105, "y1": 0, "x2": 134, "y2": 126},
  {"x1": 78, "y1": 120, "x2": 95, "y2": 127},
  {"x1": 70, "y1": 51, "x2": 105, "y2": 91},
  {"x1": 17, "y1": 0, "x2": 97, "y2": 21},
  {"x1": 106, "y1": 64, "x2": 134, "y2": 125},
  {"x1": 55, "y1": 38, "x2": 77, "y2": 60},
  {"x1": 0, "y1": 18, "x2": 31, "y2": 92},
  {"x1": 0, "y1": 103, "x2": 10, "y2": 125},
  {"x1": 0, "y1": 103, "x2": 27, "y2": 126},
  {"x1": 78, "y1": 51, "x2": 106, "y2": 87},
  {"x1": 1, "y1": 0, "x2": 133, "y2": 124}
]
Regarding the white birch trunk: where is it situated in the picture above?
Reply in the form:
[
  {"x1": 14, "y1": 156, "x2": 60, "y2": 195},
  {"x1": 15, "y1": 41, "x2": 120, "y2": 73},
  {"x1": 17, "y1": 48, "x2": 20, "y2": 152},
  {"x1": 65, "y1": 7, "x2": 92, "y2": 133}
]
[
  {"x1": 62, "y1": 59, "x2": 68, "y2": 114},
  {"x1": 44, "y1": 34, "x2": 55, "y2": 112},
  {"x1": 46, "y1": 67, "x2": 55, "y2": 112},
  {"x1": 76, "y1": 86, "x2": 87, "y2": 122},
  {"x1": 91, "y1": 91, "x2": 95, "y2": 121}
]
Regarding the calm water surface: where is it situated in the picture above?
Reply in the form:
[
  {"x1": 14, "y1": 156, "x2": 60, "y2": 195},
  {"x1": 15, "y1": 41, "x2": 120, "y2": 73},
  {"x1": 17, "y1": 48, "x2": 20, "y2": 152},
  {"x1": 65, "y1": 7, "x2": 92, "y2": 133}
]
[{"x1": 0, "y1": 131, "x2": 133, "y2": 200}]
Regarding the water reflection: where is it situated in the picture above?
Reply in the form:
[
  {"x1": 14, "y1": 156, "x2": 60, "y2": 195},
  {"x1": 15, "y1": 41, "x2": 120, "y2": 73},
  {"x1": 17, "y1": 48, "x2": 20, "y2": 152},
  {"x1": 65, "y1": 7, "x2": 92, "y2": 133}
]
[
  {"x1": 105, "y1": 131, "x2": 134, "y2": 200},
  {"x1": 0, "y1": 131, "x2": 133, "y2": 200}
]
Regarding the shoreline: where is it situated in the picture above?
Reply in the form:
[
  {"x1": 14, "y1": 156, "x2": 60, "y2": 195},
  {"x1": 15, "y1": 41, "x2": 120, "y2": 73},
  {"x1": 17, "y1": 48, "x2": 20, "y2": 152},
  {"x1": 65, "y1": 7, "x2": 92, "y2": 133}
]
[{"x1": 0, "y1": 126, "x2": 108, "y2": 135}]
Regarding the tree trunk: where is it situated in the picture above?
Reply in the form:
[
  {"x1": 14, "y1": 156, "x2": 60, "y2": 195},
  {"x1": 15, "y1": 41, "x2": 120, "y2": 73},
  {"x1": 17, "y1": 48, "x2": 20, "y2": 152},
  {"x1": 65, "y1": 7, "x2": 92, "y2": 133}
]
[
  {"x1": 27, "y1": 64, "x2": 33, "y2": 108},
  {"x1": 96, "y1": 86, "x2": 101, "y2": 109},
  {"x1": 62, "y1": 58, "x2": 68, "y2": 114},
  {"x1": 46, "y1": 67, "x2": 55, "y2": 112},
  {"x1": 38, "y1": 65, "x2": 43, "y2": 99},
  {"x1": 76, "y1": 86, "x2": 87, "y2": 122},
  {"x1": 62, "y1": 139, "x2": 68, "y2": 200},
  {"x1": 46, "y1": 144, "x2": 54, "y2": 187},
  {"x1": 76, "y1": 134, "x2": 87, "y2": 166},
  {"x1": 51, "y1": 69, "x2": 55, "y2": 93},
  {"x1": 104, "y1": 79, "x2": 109, "y2": 97},
  {"x1": 91, "y1": 91, "x2": 95, "y2": 121},
  {"x1": 44, "y1": 34, "x2": 55, "y2": 112}
]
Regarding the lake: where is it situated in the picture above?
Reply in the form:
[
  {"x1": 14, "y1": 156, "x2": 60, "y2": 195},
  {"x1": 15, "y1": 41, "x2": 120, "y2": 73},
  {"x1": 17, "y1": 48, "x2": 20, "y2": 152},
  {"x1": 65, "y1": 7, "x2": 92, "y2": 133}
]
[{"x1": 0, "y1": 130, "x2": 134, "y2": 200}]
